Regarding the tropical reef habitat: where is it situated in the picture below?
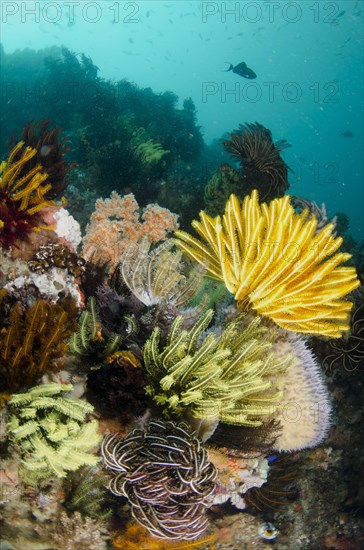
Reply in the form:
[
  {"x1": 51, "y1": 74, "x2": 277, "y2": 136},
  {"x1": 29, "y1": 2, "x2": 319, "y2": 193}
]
[{"x1": 1, "y1": 112, "x2": 364, "y2": 550}]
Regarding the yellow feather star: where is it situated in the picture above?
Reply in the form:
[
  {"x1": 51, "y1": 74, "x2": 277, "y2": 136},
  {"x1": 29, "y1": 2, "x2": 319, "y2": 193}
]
[
  {"x1": 0, "y1": 141, "x2": 55, "y2": 215},
  {"x1": 175, "y1": 190, "x2": 360, "y2": 338}
]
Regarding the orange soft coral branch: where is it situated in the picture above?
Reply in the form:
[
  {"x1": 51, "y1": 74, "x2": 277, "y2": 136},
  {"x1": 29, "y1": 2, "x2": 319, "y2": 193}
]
[{"x1": 82, "y1": 191, "x2": 179, "y2": 273}]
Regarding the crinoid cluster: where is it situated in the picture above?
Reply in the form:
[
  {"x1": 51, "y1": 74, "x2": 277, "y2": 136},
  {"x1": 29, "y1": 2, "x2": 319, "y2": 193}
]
[
  {"x1": 101, "y1": 420, "x2": 216, "y2": 540},
  {"x1": 7, "y1": 383, "x2": 101, "y2": 485},
  {"x1": 143, "y1": 310, "x2": 291, "y2": 428},
  {"x1": 175, "y1": 190, "x2": 360, "y2": 338},
  {"x1": 223, "y1": 122, "x2": 291, "y2": 202}
]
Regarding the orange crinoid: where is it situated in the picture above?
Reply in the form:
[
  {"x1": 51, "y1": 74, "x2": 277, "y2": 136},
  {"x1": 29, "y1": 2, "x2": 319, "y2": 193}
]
[{"x1": 175, "y1": 191, "x2": 360, "y2": 338}]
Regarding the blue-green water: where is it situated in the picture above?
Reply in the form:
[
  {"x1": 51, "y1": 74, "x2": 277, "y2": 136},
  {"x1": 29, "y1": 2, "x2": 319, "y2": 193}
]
[{"x1": 1, "y1": 0, "x2": 363, "y2": 237}]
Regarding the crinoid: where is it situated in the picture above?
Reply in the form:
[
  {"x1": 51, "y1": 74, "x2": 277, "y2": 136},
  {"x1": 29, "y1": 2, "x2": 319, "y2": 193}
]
[
  {"x1": 223, "y1": 122, "x2": 291, "y2": 201},
  {"x1": 175, "y1": 191, "x2": 360, "y2": 338},
  {"x1": 244, "y1": 454, "x2": 299, "y2": 512},
  {"x1": 0, "y1": 141, "x2": 57, "y2": 249},
  {"x1": 8, "y1": 119, "x2": 71, "y2": 198},
  {"x1": 143, "y1": 310, "x2": 291, "y2": 428},
  {"x1": 101, "y1": 420, "x2": 216, "y2": 541},
  {"x1": 120, "y1": 237, "x2": 204, "y2": 309},
  {"x1": 323, "y1": 299, "x2": 364, "y2": 373},
  {"x1": 291, "y1": 196, "x2": 337, "y2": 234},
  {"x1": 7, "y1": 383, "x2": 101, "y2": 485}
]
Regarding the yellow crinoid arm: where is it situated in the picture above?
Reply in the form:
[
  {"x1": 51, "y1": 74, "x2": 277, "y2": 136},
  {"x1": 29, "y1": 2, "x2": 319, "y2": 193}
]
[{"x1": 175, "y1": 190, "x2": 360, "y2": 338}]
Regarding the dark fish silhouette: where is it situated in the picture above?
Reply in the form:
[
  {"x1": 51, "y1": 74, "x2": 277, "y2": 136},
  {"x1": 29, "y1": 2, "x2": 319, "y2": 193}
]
[
  {"x1": 340, "y1": 130, "x2": 354, "y2": 138},
  {"x1": 223, "y1": 61, "x2": 257, "y2": 79}
]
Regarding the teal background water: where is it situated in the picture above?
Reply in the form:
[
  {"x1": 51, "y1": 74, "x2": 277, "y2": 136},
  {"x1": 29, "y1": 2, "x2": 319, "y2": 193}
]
[{"x1": 1, "y1": 0, "x2": 363, "y2": 239}]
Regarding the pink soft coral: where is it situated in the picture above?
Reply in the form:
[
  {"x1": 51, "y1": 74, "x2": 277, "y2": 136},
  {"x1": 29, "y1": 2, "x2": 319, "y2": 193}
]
[{"x1": 81, "y1": 191, "x2": 179, "y2": 272}]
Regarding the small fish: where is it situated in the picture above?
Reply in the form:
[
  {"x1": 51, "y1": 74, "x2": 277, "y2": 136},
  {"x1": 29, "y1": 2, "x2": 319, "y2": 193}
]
[
  {"x1": 267, "y1": 454, "x2": 278, "y2": 463},
  {"x1": 146, "y1": 11, "x2": 150, "y2": 17},
  {"x1": 340, "y1": 130, "x2": 354, "y2": 138},
  {"x1": 128, "y1": 38, "x2": 134, "y2": 44},
  {"x1": 337, "y1": 10, "x2": 345, "y2": 18},
  {"x1": 223, "y1": 61, "x2": 257, "y2": 79}
]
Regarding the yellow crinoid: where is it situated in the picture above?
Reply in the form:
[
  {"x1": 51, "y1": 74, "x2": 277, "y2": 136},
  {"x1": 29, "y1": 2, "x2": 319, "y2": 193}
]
[
  {"x1": 0, "y1": 141, "x2": 57, "y2": 249},
  {"x1": 175, "y1": 191, "x2": 360, "y2": 338}
]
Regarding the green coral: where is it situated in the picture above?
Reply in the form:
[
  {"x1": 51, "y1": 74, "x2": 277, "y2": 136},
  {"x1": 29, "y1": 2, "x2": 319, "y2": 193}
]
[
  {"x1": 143, "y1": 311, "x2": 292, "y2": 426},
  {"x1": 7, "y1": 383, "x2": 101, "y2": 485}
]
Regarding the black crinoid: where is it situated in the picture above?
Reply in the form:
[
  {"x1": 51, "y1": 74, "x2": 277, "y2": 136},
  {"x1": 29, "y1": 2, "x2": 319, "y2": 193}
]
[
  {"x1": 223, "y1": 122, "x2": 291, "y2": 202},
  {"x1": 101, "y1": 420, "x2": 217, "y2": 541},
  {"x1": 323, "y1": 297, "x2": 364, "y2": 374}
]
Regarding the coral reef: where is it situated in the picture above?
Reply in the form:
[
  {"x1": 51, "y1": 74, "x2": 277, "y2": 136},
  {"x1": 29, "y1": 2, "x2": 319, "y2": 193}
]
[
  {"x1": 101, "y1": 420, "x2": 216, "y2": 540},
  {"x1": 1, "y1": 105, "x2": 363, "y2": 550},
  {"x1": 7, "y1": 383, "x2": 101, "y2": 485},
  {"x1": 175, "y1": 191, "x2": 360, "y2": 337},
  {"x1": 82, "y1": 191, "x2": 179, "y2": 273}
]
